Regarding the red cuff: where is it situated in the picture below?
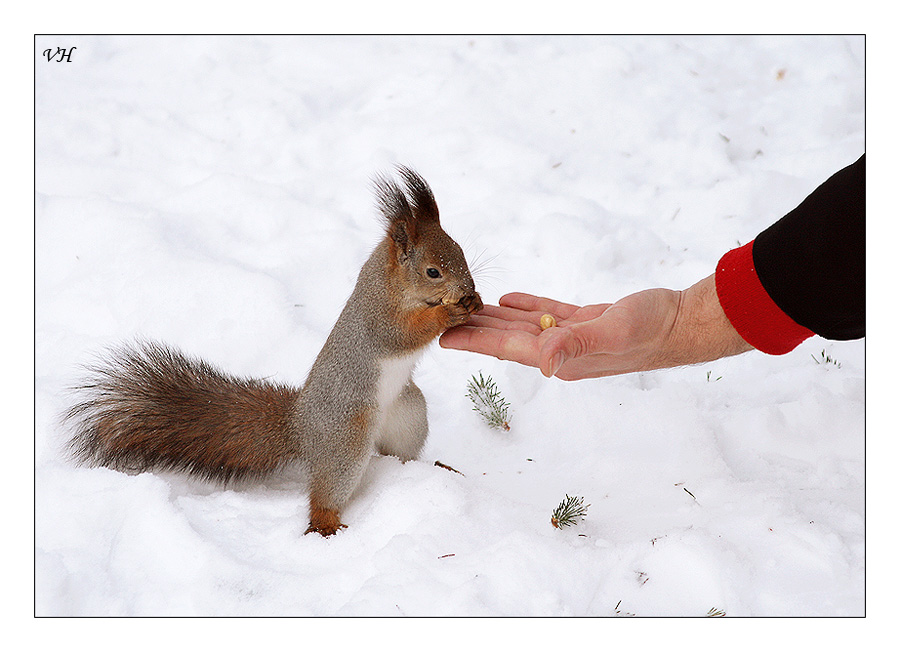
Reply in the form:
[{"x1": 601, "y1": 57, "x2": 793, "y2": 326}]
[{"x1": 715, "y1": 241, "x2": 814, "y2": 355}]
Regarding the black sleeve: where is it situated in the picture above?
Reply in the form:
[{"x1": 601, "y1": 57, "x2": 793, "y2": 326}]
[{"x1": 751, "y1": 154, "x2": 865, "y2": 341}]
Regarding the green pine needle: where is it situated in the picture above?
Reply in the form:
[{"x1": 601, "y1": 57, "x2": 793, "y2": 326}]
[
  {"x1": 811, "y1": 349, "x2": 842, "y2": 368},
  {"x1": 551, "y1": 494, "x2": 590, "y2": 529},
  {"x1": 466, "y1": 372, "x2": 511, "y2": 431}
]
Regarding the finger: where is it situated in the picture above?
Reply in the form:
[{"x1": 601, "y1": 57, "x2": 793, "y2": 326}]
[
  {"x1": 439, "y1": 325, "x2": 541, "y2": 368},
  {"x1": 474, "y1": 304, "x2": 531, "y2": 321},
  {"x1": 464, "y1": 312, "x2": 544, "y2": 335},
  {"x1": 538, "y1": 316, "x2": 629, "y2": 378},
  {"x1": 477, "y1": 304, "x2": 553, "y2": 328},
  {"x1": 438, "y1": 325, "x2": 476, "y2": 351},
  {"x1": 538, "y1": 329, "x2": 572, "y2": 378},
  {"x1": 478, "y1": 303, "x2": 547, "y2": 324},
  {"x1": 499, "y1": 293, "x2": 581, "y2": 319}
]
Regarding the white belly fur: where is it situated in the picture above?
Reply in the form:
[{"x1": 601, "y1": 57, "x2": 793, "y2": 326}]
[{"x1": 375, "y1": 351, "x2": 423, "y2": 417}]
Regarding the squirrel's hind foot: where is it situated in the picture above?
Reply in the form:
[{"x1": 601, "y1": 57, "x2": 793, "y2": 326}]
[{"x1": 305, "y1": 506, "x2": 348, "y2": 537}]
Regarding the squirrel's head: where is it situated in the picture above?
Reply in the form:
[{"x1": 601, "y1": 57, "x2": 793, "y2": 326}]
[{"x1": 375, "y1": 166, "x2": 482, "y2": 317}]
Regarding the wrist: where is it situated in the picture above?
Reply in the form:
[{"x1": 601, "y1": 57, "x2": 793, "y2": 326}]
[{"x1": 659, "y1": 274, "x2": 753, "y2": 368}]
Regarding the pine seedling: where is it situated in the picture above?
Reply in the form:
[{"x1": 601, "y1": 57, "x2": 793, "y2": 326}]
[
  {"x1": 811, "y1": 349, "x2": 841, "y2": 368},
  {"x1": 706, "y1": 607, "x2": 726, "y2": 617},
  {"x1": 551, "y1": 494, "x2": 590, "y2": 529},
  {"x1": 466, "y1": 372, "x2": 511, "y2": 431}
]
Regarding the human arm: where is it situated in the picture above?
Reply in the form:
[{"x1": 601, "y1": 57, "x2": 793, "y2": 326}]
[{"x1": 441, "y1": 154, "x2": 864, "y2": 379}]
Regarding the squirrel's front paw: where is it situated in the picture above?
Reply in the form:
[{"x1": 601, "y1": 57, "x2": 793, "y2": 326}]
[
  {"x1": 445, "y1": 292, "x2": 483, "y2": 327},
  {"x1": 462, "y1": 292, "x2": 484, "y2": 314}
]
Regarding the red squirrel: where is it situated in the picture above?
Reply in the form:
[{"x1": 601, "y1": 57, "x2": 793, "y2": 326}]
[{"x1": 65, "y1": 167, "x2": 483, "y2": 536}]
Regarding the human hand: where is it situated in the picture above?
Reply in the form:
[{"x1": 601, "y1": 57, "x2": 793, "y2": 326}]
[{"x1": 439, "y1": 275, "x2": 752, "y2": 380}]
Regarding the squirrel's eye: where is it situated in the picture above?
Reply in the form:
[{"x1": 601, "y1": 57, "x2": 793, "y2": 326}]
[{"x1": 426, "y1": 267, "x2": 441, "y2": 279}]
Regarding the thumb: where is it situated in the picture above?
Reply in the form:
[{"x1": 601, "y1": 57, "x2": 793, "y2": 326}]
[
  {"x1": 538, "y1": 326, "x2": 585, "y2": 378},
  {"x1": 539, "y1": 316, "x2": 623, "y2": 378}
]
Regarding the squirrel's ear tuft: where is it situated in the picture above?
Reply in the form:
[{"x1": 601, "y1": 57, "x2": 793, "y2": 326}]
[
  {"x1": 373, "y1": 166, "x2": 439, "y2": 255},
  {"x1": 373, "y1": 173, "x2": 415, "y2": 255},
  {"x1": 396, "y1": 166, "x2": 440, "y2": 225}
]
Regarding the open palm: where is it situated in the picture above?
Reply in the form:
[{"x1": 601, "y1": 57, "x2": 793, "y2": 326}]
[{"x1": 440, "y1": 289, "x2": 682, "y2": 380}]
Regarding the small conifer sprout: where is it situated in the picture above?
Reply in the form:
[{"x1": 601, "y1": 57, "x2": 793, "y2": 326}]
[
  {"x1": 466, "y1": 372, "x2": 511, "y2": 431},
  {"x1": 551, "y1": 494, "x2": 590, "y2": 529},
  {"x1": 540, "y1": 314, "x2": 557, "y2": 330}
]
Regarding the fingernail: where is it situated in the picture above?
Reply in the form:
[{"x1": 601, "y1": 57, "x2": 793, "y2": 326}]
[{"x1": 548, "y1": 352, "x2": 565, "y2": 377}]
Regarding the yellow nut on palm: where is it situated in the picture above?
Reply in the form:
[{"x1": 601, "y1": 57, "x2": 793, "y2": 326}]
[{"x1": 540, "y1": 314, "x2": 557, "y2": 330}]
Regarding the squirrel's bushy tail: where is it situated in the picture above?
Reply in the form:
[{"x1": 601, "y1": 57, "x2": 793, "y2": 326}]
[{"x1": 65, "y1": 341, "x2": 301, "y2": 483}]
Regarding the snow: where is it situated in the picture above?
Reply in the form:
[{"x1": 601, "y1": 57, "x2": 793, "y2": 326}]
[{"x1": 35, "y1": 35, "x2": 864, "y2": 617}]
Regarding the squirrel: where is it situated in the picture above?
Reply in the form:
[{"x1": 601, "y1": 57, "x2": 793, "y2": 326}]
[{"x1": 64, "y1": 166, "x2": 483, "y2": 536}]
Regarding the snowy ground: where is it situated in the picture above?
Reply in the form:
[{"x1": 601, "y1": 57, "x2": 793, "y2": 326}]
[{"x1": 35, "y1": 35, "x2": 865, "y2": 617}]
